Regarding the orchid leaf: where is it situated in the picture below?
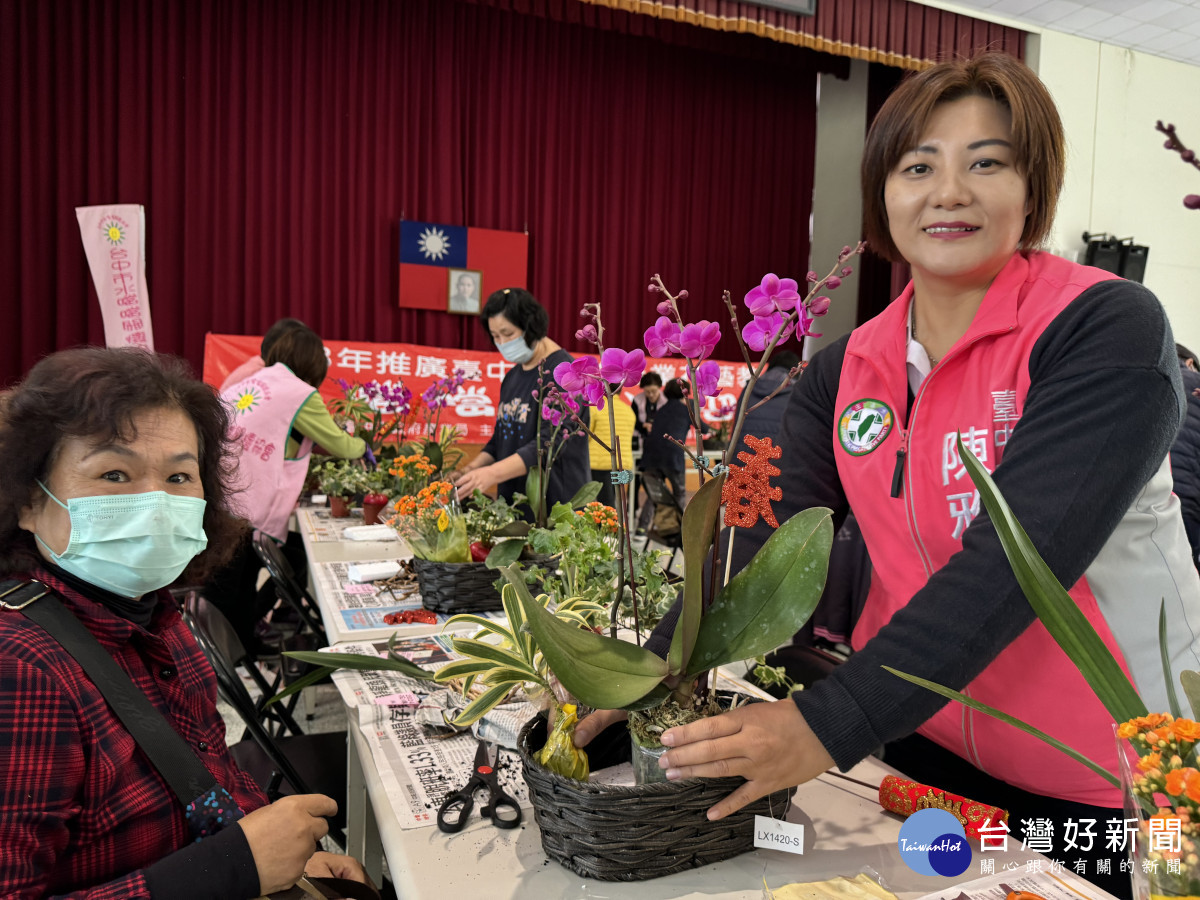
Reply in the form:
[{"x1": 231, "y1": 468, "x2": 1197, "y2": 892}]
[
  {"x1": 667, "y1": 474, "x2": 725, "y2": 676},
  {"x1": 567, "y1": 481, "x2": 602, "y2": 509},
  {"x1": 1182, "y1": 670, "x2": 1200, "y2": 720},
  {"x1": 684, "y1": 507, "x2": 833, "y2": 678},
  {"x1": 281, "y1": 650, "x2": 433, "y2": 681},
  {"x1": 958, "y1": 435, "x2": 1147, "y2": 723},
  {"x1": 267, "y1": 665, "x2": 336, "y2": 705},
  {"x1": 1160, "y1": 600, "x2": 1183, "y2": 719},
  {"x1": 442, "y1": 613, "x2": 511, "y2": 642},
  {"x1": 884, "y1": 667, "x2": 1119, "y2": 787},
  {"x1": 485, "y1": 538, "x2": 526, "y2": 569},
  {"x1": 433, "y1": 659, "x2": 499, "y2": 682},
  {"x1": 448, "y1": 638, "x2": 539, "y2": 680},
  {"x1": 447, "y1": 681, "x2": 519, "y2": 727},
  {"x1": 525, "y1": 468, "x2": 544, "y2": 523},
  {"x1": 501, "y1": 564, "x2": 668, "y2": 709}
]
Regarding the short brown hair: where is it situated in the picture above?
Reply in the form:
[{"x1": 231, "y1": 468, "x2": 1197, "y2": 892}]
[
  {"x1": 861, "y1": 52, "x2": 1064, "y2": 262},
  {"x1": 0, "y1": 348, "x2": 246, "y2": 580},
  {"x1": 263, "y1": 324, "x2": 328, "y2": 387}
]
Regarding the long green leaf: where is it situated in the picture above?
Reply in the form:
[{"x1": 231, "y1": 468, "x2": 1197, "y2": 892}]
[
  {"x1": 267, "y1": 665, "x2": 336, "y2": 705},
  {"x1": 1160, "y1": 600, "x2": 1183, "y2": 718},
  {"x1": 448, "y1": 638, "x2": 539, "y2": 679},
  {"x1": 481, "y1": 666, "x2": 542, "y2": 687},
  {"x1": 485, "y1": 538, "x2": 526, "y2": 569},
  {"x1": 433, "y1": 659, "x2": 499, "y2": 682},
  {"x1": 567, "y1": 480, "x2": 602, "y2": 509},
  {"x1": 1181, "y1": 670, "x2": 1200, "y2": 720},
  {"x1": 668, "y1": 474, "x2": 725, "y2": 676},
  {"x1": 500, "y1": 584, "x2": 534, "y2": 663},
  {"x1": 884, "y1": 667, "x2": 1119, "y2": 787},
  {"x1": 442, "y1": 613, "x2": 513, "y2": 643},
  {"x1": 281, "y1": 650, "x2": 433, "y2": 681},
  {"x1": 504, "y1": 565, "x2": 668, "y2": 709},
  {"x1": 685, "y1": 507, "x2": 833, "y2": 677},
  {"x1": 958, "y1": 435, "x2": 1147, "y2": 723},
  {"x1": 447, "y1": 681, "x2": 520, "y2": 727}
]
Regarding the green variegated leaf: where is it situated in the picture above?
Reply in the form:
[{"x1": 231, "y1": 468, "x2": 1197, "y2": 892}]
[
  {"x1": 684, "y1": 507, "x2": 832, "y2": 678},
  {"x1": 668, "y1": 475, "x2": 725, "y2": 676},
  {"x1": 448, "y1": 637, "x2": 538, "y2": 679},
  {"x1": 267, "y1": 665, "x2": 337, "y2": 705},
  {"x1": 508, "y1": 571, "x2": 668, "y2": 709},
  {"x1": 500, "y1": 585, "x2": 533, "y2": 662},
  {"x1": 442, "y1": 613, "x2": 512, "y2": 642},
  {"x1": 481, "y1": 666, "x2": 541, "y2": 687},
  {"x1": 958, "y1": 435, "x2": 1147, "y2": 724},
  {"x1": 282, "y1": 650, "x2": 433, "y2": 681},
  {"x1": 447, "y1": 681, "x2": 521, "y2": 727},
  {"x1": 433, "y1": 659, "x2": 499, "y2": 682},
  {"x1": 885, "y1": 667, "x2": 1119, "y2": 787}
]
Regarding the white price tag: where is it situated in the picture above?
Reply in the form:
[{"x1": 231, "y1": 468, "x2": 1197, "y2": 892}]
[{"x1": 754, "y1": 814, "x2": 805, "y2": 855}]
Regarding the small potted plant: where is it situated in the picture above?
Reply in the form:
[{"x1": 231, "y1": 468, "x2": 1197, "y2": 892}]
[
  {"x1": 361, "y1": 468, "x2": 392, "y2": 525},
  {"x1": 314, "y1": 458, "x2": 366, "y2": 517}
]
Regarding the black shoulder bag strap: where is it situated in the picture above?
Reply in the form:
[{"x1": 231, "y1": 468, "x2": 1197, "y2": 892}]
[{"x1": 0, "y1": 579, "x2": 233, "y2": 835}]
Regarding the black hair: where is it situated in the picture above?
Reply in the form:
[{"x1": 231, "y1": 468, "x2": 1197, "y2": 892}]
[
  {"x1": 263, "y1": 325, "x2": 328, "y2": 388},
  {"x1": 479, "y1": 288, "x2": 549, "y2": 349},
  {"x1": 639, "y1": 372, "x2": 663, "y2": 389},
  {"x1": 768, "y1": 350, "x2": 801, "y2": 371},
  {"x1": 663, "y1": 379, "x2": 685, "y2": 401},
  {"x1": 1177, "y1": 344, "x2": 1199, "y2": 369},
  {"x1": 260, "y1": 318, "x2": 309, "y2": 358}
]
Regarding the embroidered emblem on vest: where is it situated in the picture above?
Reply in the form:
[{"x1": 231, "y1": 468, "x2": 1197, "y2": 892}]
[{"x1": 838, "y1": 399, "x2": 894, "y2": 456}]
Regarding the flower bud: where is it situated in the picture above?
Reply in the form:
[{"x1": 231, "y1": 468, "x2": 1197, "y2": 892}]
[
  {"x1": 806, "y1": 270, "x2": 819, "y2": 284},
  {"x1": 841, "y1": 266, "x2": 853, "y2": 278},
  {"x1": 648, "y1": 284, "x2": 660, "y2": 292},
  {"x1": 1186, "y1": 195, "x2": 1200, "y2": 210},
  {"x1": 1183, "y1": 149, "x2": 1196, "y2": 162},
  {"x1": 809, "y1": 296, "x2": 831, "y2": 317},
  {"x1": 839, "y1": 245, "x2": 852, "y2": 259},
  {"x1": 825, "y1": 276, "x2": 842, "y2": 290},
  {"x1": 678, "y1": 289, "x2": 689, "y2": 299},
  {"x1": 657, "y1": 301, "x2": 674, "y2": 317}
]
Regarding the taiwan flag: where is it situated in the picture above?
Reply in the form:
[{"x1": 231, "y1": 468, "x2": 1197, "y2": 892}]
[{"x1": 398, "y1": 220, "x2": 529, "y2": 314}]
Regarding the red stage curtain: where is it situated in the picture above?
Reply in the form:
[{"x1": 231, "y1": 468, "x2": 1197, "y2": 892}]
[
  {"x1": 575, "y1": 0, "x2": 1024, "y2": 70},
  {"x1": 0, "y1": 0, "x2": 841, "y2": 385}
]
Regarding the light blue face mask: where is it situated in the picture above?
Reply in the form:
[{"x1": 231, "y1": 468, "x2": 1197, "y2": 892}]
[
  {"x1": 35, "y1": 481, "x2": 208, "y2": 599},
  {"x1": 496, "y1": 335, "x2": 534, "y2": 365}
]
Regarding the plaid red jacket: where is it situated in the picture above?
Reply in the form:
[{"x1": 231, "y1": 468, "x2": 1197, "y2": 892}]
[{"x1": 0, "y1": 569, "x2": 268, "y2": 898}]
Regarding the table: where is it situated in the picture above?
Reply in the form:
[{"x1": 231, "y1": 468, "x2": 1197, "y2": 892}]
[{"x1": 296, "y1": 506, "x2": 1118, "y2": 900}]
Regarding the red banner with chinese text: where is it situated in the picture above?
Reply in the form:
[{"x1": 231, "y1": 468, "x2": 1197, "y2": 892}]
[{"x1": 203, "y1": 333, "x2": 744, "y2": 445}]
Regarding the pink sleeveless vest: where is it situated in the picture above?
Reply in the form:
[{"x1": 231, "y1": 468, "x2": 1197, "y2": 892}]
[{"x1": 222, "y1": 364, "x2": 316, "y2": 542}]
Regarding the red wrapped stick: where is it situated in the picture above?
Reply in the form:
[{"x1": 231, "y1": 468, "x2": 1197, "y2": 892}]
[{"x1": 878, "y1": 774, "x2": 1008, "y2": 841}]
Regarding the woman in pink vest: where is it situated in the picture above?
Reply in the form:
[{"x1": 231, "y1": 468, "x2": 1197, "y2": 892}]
[
  {"x1": 213, "y1": 324, "x2": 369, "y2": 654},
  {"x1": 579, "y1": 52, "x2": 1200, "y2": 897}
]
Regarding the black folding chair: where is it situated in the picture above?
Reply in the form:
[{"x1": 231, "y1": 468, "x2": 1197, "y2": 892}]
[
  {"x1": 640, "y1": 470, "x2": 684, "y2": 577},
  {"x1": 181, "y1": 597, "x2": 348, "y2": 848},
  {"x1": 252, "y1": 532, "x2": 329, "y2": 648}
]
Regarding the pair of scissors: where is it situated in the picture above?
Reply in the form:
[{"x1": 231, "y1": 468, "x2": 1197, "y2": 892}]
[{"x1": 437, "y1": 740, "x2": 523, "y2": 833}]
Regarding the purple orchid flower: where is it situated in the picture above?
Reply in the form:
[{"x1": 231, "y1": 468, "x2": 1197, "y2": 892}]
[
  {"x1": 693, "y1": 360, "x2": 721, "y2": 400},
  {"x1": 742, "y1": 311, "x2": 795, "y2": 352},
  {"x1": 644, "y1": 316, "x2": 682, "y2": 357},
  {"x1": 744, "y1": 274, "x2": 801, "y2": 316},
  {"x1": 581, "y1": 379, "x2": 607, "y2": 410},
  {"x1": 600, "y1": 348, "x2": 646, "y2": 390},
  {"x1": 678, "y1": 320, "x2": 721, "y2": 360},
  {"x1": 553, "y1": 357, "x2": 599, "y2": 393},
  {"x1": 797, "y1": 306, "x2": 823, "y2": 340}
]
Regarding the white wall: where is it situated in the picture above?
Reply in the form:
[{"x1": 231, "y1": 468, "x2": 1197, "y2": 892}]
[{"x1": 807, "y1": 59, "x2": 869, "y2": 356}]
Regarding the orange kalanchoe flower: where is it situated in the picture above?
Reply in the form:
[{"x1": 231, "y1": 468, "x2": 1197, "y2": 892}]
[
  {"x1": 1171, "y1": 718, "x2": 1200, "y2": 742},
  {"x1": 1137, "y1": 751, "x2": 1162, "y2": 773},
  {"x1": 721, "y1": 435, "x2": 783, "y2": 529}
]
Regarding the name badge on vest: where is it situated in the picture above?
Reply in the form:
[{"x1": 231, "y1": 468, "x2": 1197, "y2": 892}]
[{"x1": 838, "y1": 399, "x2": 894, "y2": 456}]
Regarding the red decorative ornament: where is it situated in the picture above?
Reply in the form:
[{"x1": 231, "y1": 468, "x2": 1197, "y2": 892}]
[{"x1": 720, "y1": 435, "x2": 782, "y2": 529}]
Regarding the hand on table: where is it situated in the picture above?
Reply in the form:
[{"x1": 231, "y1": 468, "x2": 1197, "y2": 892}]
[
  {"x1": 238, "y1": 793, "x2": 336, "y2": 895},
  {"x1": 658, "y1": 700, "x2": 834, "y2": 821},
  {"x1": 304, "y1": 850, "x2": 371, "y2": 883}
]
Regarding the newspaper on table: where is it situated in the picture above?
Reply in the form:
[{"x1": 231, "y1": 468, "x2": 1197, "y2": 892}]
[
  {"x1": 323, "y1": 638, "x2": 536, "y2": 830},
  {"x1": 916, "y1": 868, "x2": 1118, "y2": 900},
  {"x1": 296, "y1": 506, "x2": 367, "y2": 542}
]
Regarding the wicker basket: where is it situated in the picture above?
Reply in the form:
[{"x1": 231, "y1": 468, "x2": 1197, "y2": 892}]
[
  {"x1": 517, "y1": 698, "x2": 798, "y2": 881},
  {"x1": 411, "y1": 558, "x2": 502, "y2": 614}
]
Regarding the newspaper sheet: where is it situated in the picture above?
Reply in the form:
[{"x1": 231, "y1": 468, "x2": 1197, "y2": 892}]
[
  {"x1": 325, "y1": 639, "x2": 535, "y2": 830},
  {"x1": 296, "y1": 506, "x2": 367, "y2": 542},
  {"x1": 916, "y1": 868, "x2": 1117, "y2": 900}
]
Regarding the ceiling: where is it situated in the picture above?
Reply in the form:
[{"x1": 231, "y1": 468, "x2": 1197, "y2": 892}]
[{"x1": 938, "y1": 0, "x2": 1200, "y2": 67}]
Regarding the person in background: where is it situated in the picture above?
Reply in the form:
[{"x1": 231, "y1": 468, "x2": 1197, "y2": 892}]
[
  {"x1": 219, "y1": 317, "x2": 309, "y2": 392},
  {"x1": 0, "y1": 347, "x2": 366, "y2": 898},
  {"x1": 1171, "y1": 342, "x2": 1200, "y2": 566},
  {"x1": 214, "y1": 324, "x2": 371, "y2": 653},
  {"x1": 734, "y1": 349, "x2": 800, "y2": 455},
  {"x1": 631, "y1": 372, "x2": 665, "y2": 445},
  {"x1": 578, "y1": 53, "x2": 1200, "y2": 899},
  {"x1": 636, "y1": 379, "x2": 694, "y2": 534},
  {"x1": 451, "y1": 288, "x2": 590, "y2": 515},
  {"x1": 589, "y1": 388, "x2": 636, "y2": 507}
]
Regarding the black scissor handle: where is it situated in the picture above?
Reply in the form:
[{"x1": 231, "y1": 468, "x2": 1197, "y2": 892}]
[
  {"x1": 483, "y1": 790, "x2": 523, "y2": 829},
  {"x1": 436, "y1": 789, "x2": 475, "y2": 833}
]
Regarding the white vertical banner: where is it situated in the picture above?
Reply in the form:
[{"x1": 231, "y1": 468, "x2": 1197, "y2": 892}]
[{"x1": 75, "y1": 205, "x2": 155, "y2": 351}]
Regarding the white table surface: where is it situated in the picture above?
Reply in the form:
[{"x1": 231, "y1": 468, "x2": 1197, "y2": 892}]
[{"x1": 298, "y1": 506, "x2": 1114, "y2": 900}]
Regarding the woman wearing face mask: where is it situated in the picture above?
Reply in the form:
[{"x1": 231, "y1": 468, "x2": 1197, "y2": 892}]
[
  {"x1": 0, "y1": 348, "x2": 368, "y2": 898},
  {"x1": 452, "y1": 287, "x2": 590, "y2": 513},
  {"x1": 575, "y1": 53, "x2": 1200, "y2": 898}
]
